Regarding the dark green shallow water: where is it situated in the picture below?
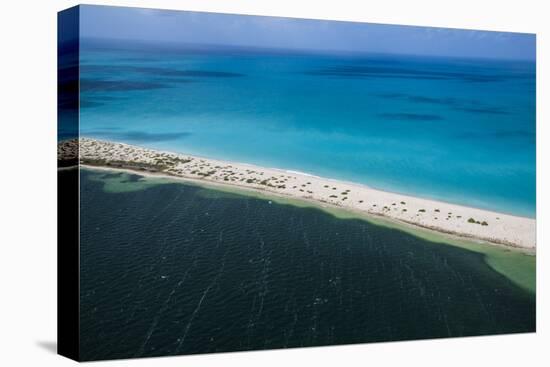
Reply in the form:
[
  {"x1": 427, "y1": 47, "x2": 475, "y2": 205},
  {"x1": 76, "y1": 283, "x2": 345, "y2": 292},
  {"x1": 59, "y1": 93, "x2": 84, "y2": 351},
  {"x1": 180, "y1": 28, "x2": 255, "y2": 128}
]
[{"x1": 78, "y1": 169, "x2": 535, "y2": 361}]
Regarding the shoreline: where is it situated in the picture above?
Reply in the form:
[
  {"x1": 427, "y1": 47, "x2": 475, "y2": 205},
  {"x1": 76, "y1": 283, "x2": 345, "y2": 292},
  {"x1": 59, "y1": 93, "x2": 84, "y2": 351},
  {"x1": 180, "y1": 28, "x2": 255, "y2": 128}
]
[
  {"x1": 103, "y1": 140, "x2": 534, "y2": 220},
  {"x1": 269, "y1": 167, "x2": 534, "y2": 220},
  {"x1": 67, "y1": 138, "x2": 536, "y2": 251},
  {"x1": 128, "y1": 145, "x2": 534, "y2": 219},
  {"x1": 77, "y1": 138, "x2": 534, "y2": 219}
]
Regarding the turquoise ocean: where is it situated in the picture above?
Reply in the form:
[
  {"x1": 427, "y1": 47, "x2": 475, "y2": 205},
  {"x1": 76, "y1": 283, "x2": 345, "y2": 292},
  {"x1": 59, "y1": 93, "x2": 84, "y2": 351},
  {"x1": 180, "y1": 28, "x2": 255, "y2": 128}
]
[{"x1": 77, "y1": 39, "x2": 536, "y2": 217}]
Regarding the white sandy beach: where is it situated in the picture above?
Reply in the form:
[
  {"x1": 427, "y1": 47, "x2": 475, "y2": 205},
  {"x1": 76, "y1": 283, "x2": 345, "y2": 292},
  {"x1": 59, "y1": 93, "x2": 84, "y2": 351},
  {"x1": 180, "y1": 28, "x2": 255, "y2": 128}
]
[{"x1": 73, "y1": 138, "x2": 536, "y2": 250}]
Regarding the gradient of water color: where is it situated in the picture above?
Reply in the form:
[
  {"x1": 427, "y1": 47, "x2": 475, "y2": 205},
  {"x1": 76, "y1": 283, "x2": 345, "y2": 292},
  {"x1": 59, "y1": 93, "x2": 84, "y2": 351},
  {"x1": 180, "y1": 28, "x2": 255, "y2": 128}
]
[{"x1": 78, "y1": 39, "x2": 535, "y2": 217}]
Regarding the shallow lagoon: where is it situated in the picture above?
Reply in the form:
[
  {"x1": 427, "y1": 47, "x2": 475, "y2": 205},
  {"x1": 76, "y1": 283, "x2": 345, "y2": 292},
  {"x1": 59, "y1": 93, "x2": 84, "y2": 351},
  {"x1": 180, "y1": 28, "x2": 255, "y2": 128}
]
[{"x1": 78, "y1": 168, "x2": 535, "y2": 360}]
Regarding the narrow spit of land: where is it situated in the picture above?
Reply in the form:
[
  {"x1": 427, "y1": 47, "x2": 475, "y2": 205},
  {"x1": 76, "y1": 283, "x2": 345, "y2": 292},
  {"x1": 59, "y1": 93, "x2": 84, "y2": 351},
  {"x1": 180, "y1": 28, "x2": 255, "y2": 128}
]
[{"x1": 60, "y1": 138, "x2": 536, "y2": 251}]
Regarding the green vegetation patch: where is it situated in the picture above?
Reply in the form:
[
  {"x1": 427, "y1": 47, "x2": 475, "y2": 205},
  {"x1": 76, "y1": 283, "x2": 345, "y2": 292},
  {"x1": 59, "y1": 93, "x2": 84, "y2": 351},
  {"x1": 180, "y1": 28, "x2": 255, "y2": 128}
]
[{"x1": 83, "y1": 167, "x2": 172, "y2": 193}]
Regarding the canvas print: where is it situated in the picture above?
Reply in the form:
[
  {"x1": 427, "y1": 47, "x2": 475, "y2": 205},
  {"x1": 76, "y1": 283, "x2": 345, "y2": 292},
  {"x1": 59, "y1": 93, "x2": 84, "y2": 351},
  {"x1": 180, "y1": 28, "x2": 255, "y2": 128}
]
[{"x1": 57, "y1": 5, "x2": 536, "y2": 361}]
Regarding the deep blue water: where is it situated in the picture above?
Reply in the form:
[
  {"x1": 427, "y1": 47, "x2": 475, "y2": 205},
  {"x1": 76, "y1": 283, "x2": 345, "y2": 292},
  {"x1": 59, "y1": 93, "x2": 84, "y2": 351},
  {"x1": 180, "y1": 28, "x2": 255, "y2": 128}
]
[
  {"x1": 78, "y1": 39, "x2": 536, "y2": 217},
  {"x1": 78, "y1": 169, "x2": 535, "y2": 360}
]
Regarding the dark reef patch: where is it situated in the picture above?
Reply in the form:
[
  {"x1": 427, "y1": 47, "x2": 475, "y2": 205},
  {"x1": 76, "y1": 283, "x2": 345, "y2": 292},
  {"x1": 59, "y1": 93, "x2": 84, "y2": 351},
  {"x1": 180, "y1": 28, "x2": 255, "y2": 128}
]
[
  {"x1": 304, "y1": 65, "x2": 511, "y2": 83},
  {"x1": 456, "y1": 130, "x2": 535, "y2": 142},
  {"x1": 373, "y1": 92, "x2": 510, "y2": 115},
  {"x1": 80, "y1": 79, "x2": 168, "y2": 92},
  {"x1": 81, "y1": 64, "x2": 245, "y2": 78},
  {"x1": 454, "y1": 106, "x2": 509, "y2": 115},
  {"x1": 377, "y1": 113, "x2": 443, "y2": 121},
  {"x1": 84, "y1": 130, "x2": 192, "y2": 143},
  {"x1": 80, "y1": 100, "x2": 105, "y2": 108}
]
